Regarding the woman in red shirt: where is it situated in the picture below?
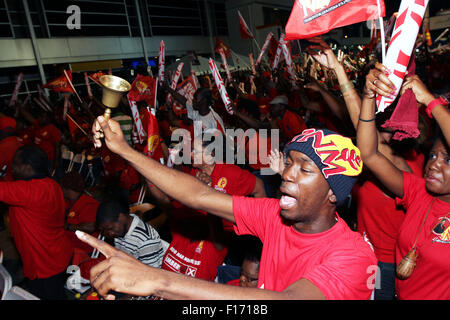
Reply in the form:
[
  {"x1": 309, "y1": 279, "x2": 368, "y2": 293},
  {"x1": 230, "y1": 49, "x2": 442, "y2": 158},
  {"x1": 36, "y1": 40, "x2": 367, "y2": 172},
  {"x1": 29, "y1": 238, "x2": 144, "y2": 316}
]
[{"x1": 357, "y1": 63, "x2": 450, "y2": 300}]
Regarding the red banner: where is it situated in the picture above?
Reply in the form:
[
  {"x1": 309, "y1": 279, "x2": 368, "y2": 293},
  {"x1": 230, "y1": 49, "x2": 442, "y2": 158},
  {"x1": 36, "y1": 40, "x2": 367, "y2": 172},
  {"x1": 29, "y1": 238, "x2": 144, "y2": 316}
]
[
  {"x1": 42, "y1": 70, "x2": 75, "y2": 93},
  {"x1": 88, "y1": 71, "x2": 106, "y2": 85},
  {"x1": 144, "y1": 108, "x2": 164, "y2": 162},
  {"x1": 128, "y1": 74, "x2": 157, "y2": 107},
  {"x1": 215, "y1": 37, "x2": 231, "y2": 59},
  {"x1": 238, "y1": 10, "x2": 254, "y2": 39},
  {"x1": 285, "y1": 0, "x2": 385, "y2": 40}
]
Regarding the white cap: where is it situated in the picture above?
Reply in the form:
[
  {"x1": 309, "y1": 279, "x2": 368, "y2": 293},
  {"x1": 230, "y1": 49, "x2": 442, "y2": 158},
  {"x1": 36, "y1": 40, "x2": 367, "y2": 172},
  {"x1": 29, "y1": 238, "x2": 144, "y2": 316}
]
[{"x1": 269, "y1": 95, "x2": 289, "y2": 105}]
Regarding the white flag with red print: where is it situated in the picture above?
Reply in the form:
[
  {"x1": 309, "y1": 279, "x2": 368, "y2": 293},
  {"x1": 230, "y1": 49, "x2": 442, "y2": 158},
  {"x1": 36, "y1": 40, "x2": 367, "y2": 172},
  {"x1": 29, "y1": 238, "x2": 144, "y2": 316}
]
[{"x1": 376, "y1": 0, "x2": 429, "y2": 113}]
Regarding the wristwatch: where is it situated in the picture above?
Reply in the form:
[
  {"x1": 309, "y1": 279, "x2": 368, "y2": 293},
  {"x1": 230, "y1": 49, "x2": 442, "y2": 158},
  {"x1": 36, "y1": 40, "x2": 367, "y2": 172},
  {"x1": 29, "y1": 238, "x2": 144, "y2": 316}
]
[{"x1": 426, "y1": 96, "x2": 449, "y2": 118}]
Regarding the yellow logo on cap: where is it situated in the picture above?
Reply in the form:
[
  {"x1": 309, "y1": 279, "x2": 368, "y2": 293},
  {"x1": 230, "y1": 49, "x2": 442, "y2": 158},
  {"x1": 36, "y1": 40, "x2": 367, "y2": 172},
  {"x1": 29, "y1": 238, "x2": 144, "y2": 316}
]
[{"x1": 291, "y1": 128, "x2": 363, "y2": 178}]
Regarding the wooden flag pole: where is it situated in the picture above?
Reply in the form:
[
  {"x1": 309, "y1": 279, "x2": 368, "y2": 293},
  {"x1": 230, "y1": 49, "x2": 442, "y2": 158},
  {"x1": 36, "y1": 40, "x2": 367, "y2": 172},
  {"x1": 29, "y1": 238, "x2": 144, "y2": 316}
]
[{"x1": 63, "y1": 70, "x2": 83, "y2": 104}]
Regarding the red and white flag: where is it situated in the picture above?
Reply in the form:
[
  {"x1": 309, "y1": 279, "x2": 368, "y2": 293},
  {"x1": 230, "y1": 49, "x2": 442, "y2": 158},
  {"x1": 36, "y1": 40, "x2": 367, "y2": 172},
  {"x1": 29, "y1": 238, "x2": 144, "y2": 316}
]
[
  {"x1": 167, "y1": 62, "x2": 184, "y2": 105},
  {"x1": 158, "y1": 40, "x2": 165, "y2": 84},
  {"x1": 285, "y1": 0, "x2": 386, "y2": 40},
  {"x1": 272, "y1": 35, "x2": 285, "y2": 70},
  {"x1": 238, "y1": 10, "x2": 254, "y2": 39},
  {"x1": 219, "y1": 48, "x2": 232, "y2": 81},
  {"x1": 256, "y1": 32, "x2": 274, "y2": 66},
  {"x1": 376, "y1": 0, "x2": 429, "y2": 113},
  {"x1": 208, "y1": 58, "x2": 233, "y2": 115},
  {"x1": 9, "y1": 73, "x2": 24, "y2": 107}
]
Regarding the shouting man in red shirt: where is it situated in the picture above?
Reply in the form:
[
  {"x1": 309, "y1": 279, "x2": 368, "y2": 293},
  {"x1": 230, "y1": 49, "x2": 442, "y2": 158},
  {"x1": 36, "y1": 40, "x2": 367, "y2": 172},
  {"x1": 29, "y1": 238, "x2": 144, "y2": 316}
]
[{"x1": 77, "y1": 119, "x2": 377, "y2": 300}]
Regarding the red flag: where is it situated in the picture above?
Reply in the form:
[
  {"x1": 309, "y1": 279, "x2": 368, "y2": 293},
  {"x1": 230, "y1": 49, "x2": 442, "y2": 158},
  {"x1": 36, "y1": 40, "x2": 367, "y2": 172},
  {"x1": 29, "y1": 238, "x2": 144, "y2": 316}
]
[
  {"x1": 215, "y1": 37, "x2": 231, "y2": 58},
  {"x1": 285, "y1": 0, "x2": 386, "y2": 40},
  {"x1": 128, "y1": 74, "x2": 157, "y2": 107},
  {"x1": 88, "y1": 71, "x2": 106, "y2": 85},
  {"x1": 42, "y1": 70, "x2": 75, "y2": 93},
  {"x1": 144, "y1": 108, "x2": 164, "y2": 161},
  {"x1": 238, "y1": 10, "x2": 254, "y2": 39}
]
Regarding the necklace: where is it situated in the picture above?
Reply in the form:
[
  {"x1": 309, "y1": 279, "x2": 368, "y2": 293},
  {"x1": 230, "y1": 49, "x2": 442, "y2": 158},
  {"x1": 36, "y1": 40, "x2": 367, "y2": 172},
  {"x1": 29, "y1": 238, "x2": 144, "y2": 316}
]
[{"x1": 396, "y1": 198, "x2": 435, "y2": 280}]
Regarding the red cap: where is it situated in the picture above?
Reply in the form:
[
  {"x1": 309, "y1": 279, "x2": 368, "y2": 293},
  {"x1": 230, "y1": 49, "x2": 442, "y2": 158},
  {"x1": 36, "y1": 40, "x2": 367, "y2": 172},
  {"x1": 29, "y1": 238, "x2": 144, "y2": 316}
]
[{"x1": 0, "y1": 116, "x2": 16, "y2": 132}]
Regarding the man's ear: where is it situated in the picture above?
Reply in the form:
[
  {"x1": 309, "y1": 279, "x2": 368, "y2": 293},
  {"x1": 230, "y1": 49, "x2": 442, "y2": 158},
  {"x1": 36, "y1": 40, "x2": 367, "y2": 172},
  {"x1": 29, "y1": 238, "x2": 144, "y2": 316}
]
[{"x1": 328, "y1": 189, "x2": 337, "y2": 205}]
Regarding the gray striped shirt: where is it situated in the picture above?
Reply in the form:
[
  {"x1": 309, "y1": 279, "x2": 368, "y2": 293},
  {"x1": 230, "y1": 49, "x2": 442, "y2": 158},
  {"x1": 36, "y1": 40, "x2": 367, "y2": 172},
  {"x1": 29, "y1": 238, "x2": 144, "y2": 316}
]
[
  {"x1": 114, "y1": 214, "x2": 164, "y2": 268},
  {"x1": 112, "y1": 113, "x2": 133, "y2": 146}
]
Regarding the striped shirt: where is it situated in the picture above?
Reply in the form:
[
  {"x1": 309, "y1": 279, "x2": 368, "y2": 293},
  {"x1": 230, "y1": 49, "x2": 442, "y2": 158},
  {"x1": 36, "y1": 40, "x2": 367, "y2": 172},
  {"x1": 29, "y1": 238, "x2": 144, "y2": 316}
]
[
  {"x1": 114, "y1": 214, "x2": 164, "y2": 268},
  {"x1": 112, "y1": 113, "x2": 133, "y2": 146}
]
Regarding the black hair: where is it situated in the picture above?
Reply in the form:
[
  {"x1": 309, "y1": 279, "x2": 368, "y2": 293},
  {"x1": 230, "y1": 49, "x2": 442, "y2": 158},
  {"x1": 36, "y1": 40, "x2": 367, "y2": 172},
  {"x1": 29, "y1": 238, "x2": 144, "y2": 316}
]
[
  {"x1": 195, "y1": 87, "x2": 213, "y2": 105},
  {"x1": 14, "y1": 145, "x2": 49, "y2": 177},
  {"x1": 243, "y1": 236, "x2": 263, "y2": 264},
  {"x1": 96, "y1": 198, "x2": 130, "y2": 225}
]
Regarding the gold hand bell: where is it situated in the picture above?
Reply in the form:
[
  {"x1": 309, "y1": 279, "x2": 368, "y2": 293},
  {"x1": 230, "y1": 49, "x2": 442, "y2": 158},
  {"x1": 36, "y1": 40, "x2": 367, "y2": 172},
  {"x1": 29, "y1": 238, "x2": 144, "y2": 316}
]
[{"x1": 98, "y1": 75, "x2": 131, "y2": 138}]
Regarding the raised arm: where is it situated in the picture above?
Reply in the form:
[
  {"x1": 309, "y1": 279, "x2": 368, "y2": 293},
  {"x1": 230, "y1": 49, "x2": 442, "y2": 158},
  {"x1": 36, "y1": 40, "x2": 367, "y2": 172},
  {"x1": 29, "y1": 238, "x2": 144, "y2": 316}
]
[
  {"x1": 400, "y1": 75, "x2": 450, "y2": 145},
  {"x1": 92, "y1": 115, "x2": 234, "y2": 223},
  {"x1": 356, "y1": 63, "x2": 404, "y2": 198},
  {"x1": 307, "y1": 38, "x2": 361, "y2": 128}
]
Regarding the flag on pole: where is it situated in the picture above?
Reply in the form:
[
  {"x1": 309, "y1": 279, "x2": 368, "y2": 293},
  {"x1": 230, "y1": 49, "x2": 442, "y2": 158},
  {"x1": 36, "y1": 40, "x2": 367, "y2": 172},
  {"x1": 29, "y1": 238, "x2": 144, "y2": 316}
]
[
  {"x1": 285, "y1": 0, "x2": 386, "y2": 40},
  {"x1": 9, "y1": 73, "x2": 24, "y2": 107},
  {"x1": 215, "y1": 37, "x2": 231, "y2": 58},
  {"x1": 238, "y1": 10, "x2": 254, "y2": 39},
  {"x1": 158, "y1": 40, "x2": 165, "y2": 84},
  {"x1": 144, "y1": 107, "x2": 164, "y2": 162},
  {"x1": 42, "y1": 70, "x2": 75, "y2": 93},
  {"x1": 256, "y1": 32, "x2": 274, "y2": 66},
  {"x1": 209, "y1": 58, "x2": 233, "y2": 115},
  {"x1": 376, "y1": 0, "x2": 429, "y2": 113},
  {"x1": 88, "y1": 71, "x2": 106, "y2": 85}
]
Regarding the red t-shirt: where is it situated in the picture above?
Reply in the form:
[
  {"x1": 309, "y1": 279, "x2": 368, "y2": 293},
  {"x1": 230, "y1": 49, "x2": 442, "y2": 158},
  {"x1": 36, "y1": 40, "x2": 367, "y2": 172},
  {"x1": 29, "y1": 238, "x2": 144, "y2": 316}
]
[
  {"x1": 354, "y1": 155, "x2": 424, "y2": 263},
  {"x1": 65, "y1": 194, "x2": 100, "y2": 255},
  {"x1": 0, "y1": 178, "x2": 73, "y2": 279},
  {"x1": 162, "y1": 205, "x2": 228, "y2": 281},
  {"x1": 33, "y1": 122, "x2": 61, "y2": 161},
  {"x1": 0, "y1": 136, "x2": 23, "y2": 181},
  {"x1": 395, "y1": 172, "x2": 450, "y2": 300},
  {"x1": 209, "y1": 164, "x2": 256, "y2": 232},
  {"x1": 232, "y1": 196, "x2": 377, "y2": 299},
  {"x1": 277, "y1": 110, "x2": 306, "y2": 141},
  {"x1": 227, "y1": 278, "x2": 241, "y2": 286}
]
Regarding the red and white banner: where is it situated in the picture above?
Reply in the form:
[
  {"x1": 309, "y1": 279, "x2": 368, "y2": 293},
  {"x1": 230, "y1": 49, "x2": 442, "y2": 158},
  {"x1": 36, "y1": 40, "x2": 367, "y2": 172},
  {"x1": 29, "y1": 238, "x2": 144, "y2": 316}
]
[
  {"x1": 191, "y1": 71, "x2": 200, "y2": 90},
  {"x1": 256, "y1": 32, "x2": 274, "y2": 66},
  {"x1": 9, "y1": 73, "x2": 23, "y2": 107},
  {"x1": 280, "y1": 39, "x2": 297, "y2": 88},
  {"x1": 238, "y1": 10, "x2": 254, "y2": 39},
  {"x1": 376, "y1": 0, "x2": 429, "y2": 113},
  {"x1": 167, "y1": 62, "x2": 184, "y2": 105},
  {"x1": 84, "y1": 72, "x2": 93, "y2": 98},
  {"x1": 285, "y1": 0, "x2": 385, "y2": 40},
  {"x1": 272, "y1": 34, "x2": 284, "y2": 69},
  {"x1": 127, "y1": 97, "x2": 146, "y2": 144},
  {"x1": 158, "y1": 40, "x2": 165, "y2": 84},
  {"x1": 208, "y1": 58, "x2": 233, "y2": 115},
  {"x1": 219, "y1": 48, "x2": 232, "y2": 81}
]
